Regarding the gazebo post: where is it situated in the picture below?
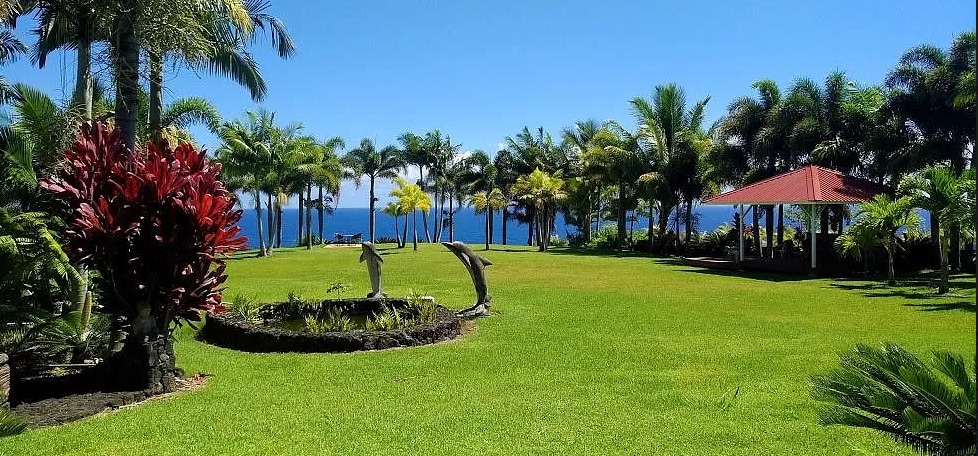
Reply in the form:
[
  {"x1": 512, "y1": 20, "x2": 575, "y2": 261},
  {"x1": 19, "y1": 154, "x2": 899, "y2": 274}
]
[
  {"x1": 738, "y1": 204, "x2": 744, "y2": 264},
  {"x1": 809, "y1": 204, "x2": 818, "y2": 275}
]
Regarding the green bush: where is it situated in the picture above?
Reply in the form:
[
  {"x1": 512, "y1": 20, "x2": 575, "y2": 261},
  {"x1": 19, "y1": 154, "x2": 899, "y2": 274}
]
[{"x1": 226, "y1": 294, "x2": 260, "y2": 323}]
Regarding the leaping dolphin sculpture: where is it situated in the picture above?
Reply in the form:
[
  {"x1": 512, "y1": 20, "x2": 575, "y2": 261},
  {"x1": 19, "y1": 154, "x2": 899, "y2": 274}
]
[
  {"x1": 359, "y1": 242, "x2": 386, "y2": 298},
  {"x1": 441, "y1": 241, "x2": 492, "y2": 317}
]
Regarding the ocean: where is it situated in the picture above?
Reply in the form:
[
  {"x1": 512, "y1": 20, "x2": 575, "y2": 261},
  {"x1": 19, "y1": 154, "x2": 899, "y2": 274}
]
[{"x1": 234, "y1": 205, "x2": 745, "y2": 248}]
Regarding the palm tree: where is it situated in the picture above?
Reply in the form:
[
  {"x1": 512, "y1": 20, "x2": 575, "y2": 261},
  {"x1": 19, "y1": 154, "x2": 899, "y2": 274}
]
[
  {"x1": 561, "y1": 119, "x2": 602, "y2": 243},
  {"x1": 631, "y1": 84, "x2": 710, "y2": 250},
  {"x1": 471, "y1": 188, "x2": 506, "y2": 251},
  {"x1": 390, "y1": 177, "x2": 430, "y2": 251},
  {"x1": 580, "y1": 125, "x2": 646, "y2": 249},
  {"x1": 511, "y1": 168, "x2": 567, "y2": 252},
  {"x1": 398, "y1": 132, "x2": 428, "y2": 240},
  {"x1": 887, "y1": 31, "x2": 975, "y2": 171},
  {"x1": 851, "y1": 195, "x2": 920, "y2": 285},
  {"x1": 216, "y1": 109, "x2": 277, "y2": 256},
  {"x1": 899, "y1": 166, "x2": 976, "y2": 293},
  {"x1": 145, "y1": 0, "x2": 295, "y2": 138},
  {"x1": 0, "y1": 83, "x2": 81, "y2": 210},
  {"x1": 834, "y1": 221, "x2": 882, "y2": 276},
  {"x1": 342, "y1": 139, "x2": 403, "y2": 243},
  {"x1": 811, "y1": 343, "x2": 976, "y2": 456},
  {"x1": 312, "y1": 137, "x2": 344, "y2": 246},
  {"x1": 382, "y1": 201, "x2": 406, "y2": 248}
]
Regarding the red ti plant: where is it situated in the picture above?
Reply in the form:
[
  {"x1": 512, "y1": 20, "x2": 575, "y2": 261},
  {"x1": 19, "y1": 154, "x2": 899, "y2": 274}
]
[{"x1": 41, "y1": 122, "x2": 246, "y2": 392}]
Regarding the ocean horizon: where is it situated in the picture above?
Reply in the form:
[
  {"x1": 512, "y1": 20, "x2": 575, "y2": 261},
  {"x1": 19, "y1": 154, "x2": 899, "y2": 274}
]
[{"x1": 235, "y1": 205, "x2": 760, "y2": 249}]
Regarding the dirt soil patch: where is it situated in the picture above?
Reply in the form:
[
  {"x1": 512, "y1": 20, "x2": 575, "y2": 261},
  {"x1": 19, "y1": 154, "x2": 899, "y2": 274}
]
[{"x1": 12, "y1": 374, "x2": 208, "y2": 428}]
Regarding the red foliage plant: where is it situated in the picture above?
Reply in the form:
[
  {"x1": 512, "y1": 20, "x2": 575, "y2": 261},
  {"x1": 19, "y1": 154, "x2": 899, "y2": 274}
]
[{"x1": 41, "y1": 122, "x2": 246, "y2": 329}]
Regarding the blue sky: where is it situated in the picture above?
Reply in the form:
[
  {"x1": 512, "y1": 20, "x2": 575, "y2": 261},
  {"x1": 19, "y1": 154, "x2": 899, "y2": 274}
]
[{"x1": 3, "y1": 0, "x2": 975, "y2": 207}]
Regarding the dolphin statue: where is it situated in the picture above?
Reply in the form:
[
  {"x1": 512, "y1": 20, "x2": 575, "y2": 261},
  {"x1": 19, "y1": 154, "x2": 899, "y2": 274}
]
[
  {"x1": 441, "y1": 241, "x2": 492, "y2": 317},
  {"x1": 359, "y1": 242, "x2": 386, "y2": 298}
]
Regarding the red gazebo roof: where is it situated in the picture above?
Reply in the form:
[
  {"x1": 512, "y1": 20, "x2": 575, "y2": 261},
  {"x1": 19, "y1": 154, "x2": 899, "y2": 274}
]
[{"x1": 703, "y1": 165, "x2": 885, "y2": 205}]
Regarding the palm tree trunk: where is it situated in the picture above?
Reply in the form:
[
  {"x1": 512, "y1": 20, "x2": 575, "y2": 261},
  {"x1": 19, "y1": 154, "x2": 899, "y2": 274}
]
[
  {"x1": 393, "y1": 213, "x2": 401, "y2": 247},
  {"x1": 489, "y1": 208, "x2": 494, "y2": 248},
  {"x1": 276, "y1": 204, "x2": 283, "y2": 248},
  {"x1": 254, "y1": 190, "x2": 267, "y2": 257},
  {"x1": 536, "y1": 208, "x2": 545, "y2": 252},
  {"x1": 265, "y1": 194, "x2": 274, "y2": 255},
  {"x1": 935, "y1": 219, "x2": 949, "y2": 294},
  {"x1": 887, "y1": 237, "x2": 896, "y2": 285},
  {"x1": 657, "y1": 206, "x2": 670, "y2": 252},
  {"x1": 368, "y1": 177, "x2": 376, "y2": 243},
  {"x1": 412, "y1": 210, "x2": 419, "y2": 251},
  {"x1": 501, "y1": 206, "x2": 508, "y2": 245},
  {"x1": 305, "y1": 184, "x2": 313, "y2": 249},
  {"x1": 527, "y1": 207, "x2": 535, "y2": 246},
  {"x1": 297, "y1": 192, "x2": 304, "y2": 246},
  {"x1": 485, "y1": 208, "x2": 491, "y2": 250},
  {"x1": 317, "y1": 186, "x2": 325, "y2": 245},
  {"x1": 148, "y1": 52, "x2": 163, "y2": 141},
  {"x1": 684, "y1": 199, "x2": 693, "y2": 252},
  {"x1": 617, "y1": 183, "x2": 627, "y2": 250},
  {"x1": 448, "y1": 195, "x2": 455, "y2": 242},
  {"x1": 72, "y1": 33, "x2": 93, "y2": 121},
  {"x1": 113, "y1": 11, "x2": 141, "y2": 152},
  {"x1": 582, "y1": 191, "x2": 592, "y2": 243},
  {"x1": 949, "y1": 224, "x2": 960, "y2": 271},
  {"x1": 401, "y1": 212, "x2": 408, "y2": 248}
]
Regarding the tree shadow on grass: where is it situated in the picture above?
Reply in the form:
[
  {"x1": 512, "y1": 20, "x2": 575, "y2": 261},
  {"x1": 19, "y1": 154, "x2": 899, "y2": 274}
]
[
  {"x1": 675, "y1": 267, "x2": 814, "y2": 283},
  {"x1": 831, "y1": 273, "x2": 976, "y2": 312},
  {"x1": 544, "y1": 247, "x2": 655, "y2": 259},
  {"x1": 904, "y1": 302, "x2": 976, "y2": 312}
]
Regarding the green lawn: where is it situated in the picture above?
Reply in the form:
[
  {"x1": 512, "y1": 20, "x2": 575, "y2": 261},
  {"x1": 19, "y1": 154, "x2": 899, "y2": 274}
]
[{"x1": 0, "y1": 245, "x2": 974, "y2": 455}]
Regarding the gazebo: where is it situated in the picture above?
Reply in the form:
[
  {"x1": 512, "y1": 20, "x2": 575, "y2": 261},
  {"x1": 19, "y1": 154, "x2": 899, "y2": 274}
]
[{"x1": 702, "y1": 165, "x2": 886, "y2": 273}]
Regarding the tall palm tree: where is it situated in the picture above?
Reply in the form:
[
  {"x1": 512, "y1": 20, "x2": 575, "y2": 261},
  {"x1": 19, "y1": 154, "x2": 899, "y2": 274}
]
[
  {"x1": 849, "y1": 195, "x2": 920, "y2": 284},
  {"x1": 631, "y1": 83, "x2": 710, "y2": 250},
  {"x1": 342, "y1": 139, "x2": 403, "y2": 243},
  {"x1": 511, "y1": 168, "x2": 566, "y2": 252},
  {"x1": 216, "y1": 109, "x2": 278, "y2": 256},
  {"x1": 390, "y1": 177, "x2": 430, "y2": 251},
  {"x1": 471, "y1": 188, "x2": 506, "y2": 251},
  {"x1": 382, "y1": 201, "x2": 406, "y2": 248},
  {"x1": 899, "y1": 166, "x2": 976, "y2": 293},
  {"x1": 561, "y1": 119, "x2": 603, "y2": 243},
  {"x1": 580, "y1": 124, "x2": 645, "y2": 249},
  {"x1": 811, "y1": 343, "x2": 976, "y2": 456},
  {"x1": 312, "y1": 136, "x2": 344, "y2": 246}
]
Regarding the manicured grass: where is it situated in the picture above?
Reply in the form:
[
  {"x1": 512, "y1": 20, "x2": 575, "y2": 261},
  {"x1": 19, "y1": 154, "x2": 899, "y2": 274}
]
[{"x1": 0, "y1": 245, "x2": 974, "y2": 455}]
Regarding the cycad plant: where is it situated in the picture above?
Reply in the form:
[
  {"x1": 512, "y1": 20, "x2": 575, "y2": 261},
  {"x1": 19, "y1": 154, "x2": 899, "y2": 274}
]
[{"x1": 811, "y1": 343, "x2": 976, "y2": 456}]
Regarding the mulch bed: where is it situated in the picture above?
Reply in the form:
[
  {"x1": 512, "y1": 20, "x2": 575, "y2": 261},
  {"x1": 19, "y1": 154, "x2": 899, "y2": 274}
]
[{"x1": 12, "y1": 374, "x2": 208, "y2": 428}]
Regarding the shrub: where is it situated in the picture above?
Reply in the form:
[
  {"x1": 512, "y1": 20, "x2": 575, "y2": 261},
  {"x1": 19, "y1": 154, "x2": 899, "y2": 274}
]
[
  {"x1": 366, "y1": 301, "x2": 406, "y2": 331},
  {"x1": 407, "y1": 290, "x2": 437, "y2": 324},
  {"x1": 375, "y1": 236, "x2": 398, "y2": 244},
  {"x1": 303, "y1": 307, "x2": 354, "y2": 333},
  {"x1": 548, "y1": 235, "x2": 568, "y2": 247},
  {"x1": 226, "y1": 294, "x2": 260, "y2": 323},
  {"x1": 41, "y1": 122, "x2": 246, "y2": 392}
]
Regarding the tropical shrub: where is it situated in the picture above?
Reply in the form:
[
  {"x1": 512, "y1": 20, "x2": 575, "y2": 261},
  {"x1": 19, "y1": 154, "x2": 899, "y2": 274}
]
[
  {"x1": 375, "y1": 236, "x2": 398, "y2": 245},
  {"x1": 811, "y1": 343, "x2": 976, "y2": 456},
  {"x1": 226, "y1": 294, "x2": 260, "y2": 323},
  {"x1": 41, "y1": 123, "x2": 246, "y2": 392}
]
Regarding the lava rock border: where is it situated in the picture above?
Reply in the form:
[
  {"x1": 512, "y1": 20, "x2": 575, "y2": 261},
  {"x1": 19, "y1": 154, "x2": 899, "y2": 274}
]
[{"x1": 200, "y1": 299, "x2": 462, "y2": 353}]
